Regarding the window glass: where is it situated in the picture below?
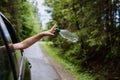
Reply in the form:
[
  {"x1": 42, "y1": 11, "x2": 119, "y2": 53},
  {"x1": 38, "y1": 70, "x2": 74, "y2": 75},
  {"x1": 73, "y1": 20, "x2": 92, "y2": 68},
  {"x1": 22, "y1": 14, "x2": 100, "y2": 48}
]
[
  {"x1": 0, "y1": 13, "x2": 21, "y2": 79},
  {"x1": 0, "y1": 32, "x2": 14, "y2": 80},
  {"x1": 1, "y1": 14, "x2": 22, "y2": 66}
]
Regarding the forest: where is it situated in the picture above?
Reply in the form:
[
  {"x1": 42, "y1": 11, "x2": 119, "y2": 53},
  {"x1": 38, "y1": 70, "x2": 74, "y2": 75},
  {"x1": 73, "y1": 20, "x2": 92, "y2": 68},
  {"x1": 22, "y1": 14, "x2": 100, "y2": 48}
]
[
  {"x1": 0, "y1": 0, "x2": 120, "y2": 80},
  {"x1": 44, "y1": 0, "x2": 120, "y2": 80}
]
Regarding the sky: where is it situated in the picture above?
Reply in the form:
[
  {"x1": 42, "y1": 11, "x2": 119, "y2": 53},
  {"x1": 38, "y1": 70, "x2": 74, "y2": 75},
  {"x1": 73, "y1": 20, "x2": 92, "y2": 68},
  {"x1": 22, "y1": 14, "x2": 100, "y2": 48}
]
[{"x1": 29, "y1": 0, "x2": 52, "y2": 29}]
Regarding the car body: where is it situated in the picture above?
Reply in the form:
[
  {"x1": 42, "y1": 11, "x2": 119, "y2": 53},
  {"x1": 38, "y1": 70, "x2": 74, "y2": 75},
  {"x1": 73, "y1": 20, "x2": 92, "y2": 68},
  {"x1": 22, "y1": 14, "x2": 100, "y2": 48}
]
[{"x1": 0, "y1": 12, "x2": 31, "y2": 80}]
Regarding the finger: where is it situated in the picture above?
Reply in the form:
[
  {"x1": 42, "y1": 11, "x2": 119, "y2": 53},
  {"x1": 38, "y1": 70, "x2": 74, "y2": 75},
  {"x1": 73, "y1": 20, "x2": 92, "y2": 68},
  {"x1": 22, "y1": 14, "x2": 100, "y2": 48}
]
[
  {"x1": 51, "y1": 24, "x2": 57, "y2": 31},
  {"x1": 50, "y1": 33, "x2": 54, "y2": 36},
  {"x1": 50, "y1": 30, "x2": 55, "y2": 34}
]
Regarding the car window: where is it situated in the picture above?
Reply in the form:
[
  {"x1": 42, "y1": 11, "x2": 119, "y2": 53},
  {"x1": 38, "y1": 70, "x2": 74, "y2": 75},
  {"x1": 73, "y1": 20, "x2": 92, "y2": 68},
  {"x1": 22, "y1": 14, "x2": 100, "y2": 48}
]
[
  {"x1": 1, "y1": 13, "x2": 20, "y2": 43},
  {"x1": 1, "y1": 13, "x2": 22, "y2": 67},
  {"x1": 0, "y1": 31, "x2": 14, "y2": 80},
  {"x1": 0, "y1": 12, "x2": 31, "y2": 80},
  {"x1": 0, "y1": 13, "x2": 22, "y2": 80}
]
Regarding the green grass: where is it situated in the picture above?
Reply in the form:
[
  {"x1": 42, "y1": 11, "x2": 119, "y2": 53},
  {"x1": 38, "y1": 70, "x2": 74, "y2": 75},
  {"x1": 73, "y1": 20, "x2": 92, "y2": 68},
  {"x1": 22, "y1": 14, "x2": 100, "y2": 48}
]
[{"x1": 40, "y1": 42, "x2": 95, "y2": 80}]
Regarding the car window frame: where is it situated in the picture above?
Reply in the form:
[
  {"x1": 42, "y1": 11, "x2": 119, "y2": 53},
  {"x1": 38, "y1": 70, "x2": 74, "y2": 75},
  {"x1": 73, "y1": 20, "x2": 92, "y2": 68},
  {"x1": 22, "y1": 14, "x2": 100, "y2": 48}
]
[
  {"x1": 0, "y1": 12, "x2": 31, "y2": 80},
  {"x1": 0, "y1": 13, "x2": 18, "y2": 80}
]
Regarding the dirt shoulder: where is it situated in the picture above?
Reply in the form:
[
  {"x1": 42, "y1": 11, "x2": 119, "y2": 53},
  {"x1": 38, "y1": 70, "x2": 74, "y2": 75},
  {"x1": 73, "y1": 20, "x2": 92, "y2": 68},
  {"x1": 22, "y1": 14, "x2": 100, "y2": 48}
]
[{"x1": 40, "y1": 47, "x2": 77, "y2": 80}]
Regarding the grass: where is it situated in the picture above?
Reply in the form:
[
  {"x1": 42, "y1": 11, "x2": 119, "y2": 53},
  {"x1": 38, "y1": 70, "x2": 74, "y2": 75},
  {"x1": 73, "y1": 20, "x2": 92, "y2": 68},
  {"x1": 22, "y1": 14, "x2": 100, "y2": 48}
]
[{"x1": 40, "y1": 42, "x2": 95, "y2": 80}]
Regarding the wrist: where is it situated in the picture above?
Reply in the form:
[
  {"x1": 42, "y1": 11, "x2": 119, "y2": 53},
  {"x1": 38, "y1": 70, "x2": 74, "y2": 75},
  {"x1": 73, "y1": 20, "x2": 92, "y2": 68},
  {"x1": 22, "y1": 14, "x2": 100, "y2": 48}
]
[{"x1": 40, "y1": 32, "x2": 45, "y2": 37}]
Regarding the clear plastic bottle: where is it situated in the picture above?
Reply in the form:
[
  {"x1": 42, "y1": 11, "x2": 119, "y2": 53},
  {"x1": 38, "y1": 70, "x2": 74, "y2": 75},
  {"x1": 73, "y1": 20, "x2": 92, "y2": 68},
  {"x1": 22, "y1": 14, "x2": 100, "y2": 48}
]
[{"x1": 56, "y1": 27, "x2": 78, "y2": 42}]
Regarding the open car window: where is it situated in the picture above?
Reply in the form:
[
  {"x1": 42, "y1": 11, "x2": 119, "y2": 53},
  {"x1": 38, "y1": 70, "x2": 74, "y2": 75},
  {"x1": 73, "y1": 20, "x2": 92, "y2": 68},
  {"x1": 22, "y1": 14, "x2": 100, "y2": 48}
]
[
  {"x1": 0, "y1": 14, "x2": 14, "y2": 80},
  {"x1": 0, "y1": 12, "x2": 22, "y2": 80},
  {"x1": 0, "y1": 12, "x2": 19, "y2": 43}
]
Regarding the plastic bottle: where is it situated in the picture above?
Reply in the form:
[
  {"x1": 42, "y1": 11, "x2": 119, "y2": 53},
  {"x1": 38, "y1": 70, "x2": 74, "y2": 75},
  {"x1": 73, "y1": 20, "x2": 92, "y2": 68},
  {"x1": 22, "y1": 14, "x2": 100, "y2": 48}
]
[{"x1": 56, "y1": 27, "x2": 78, "y2": 42}]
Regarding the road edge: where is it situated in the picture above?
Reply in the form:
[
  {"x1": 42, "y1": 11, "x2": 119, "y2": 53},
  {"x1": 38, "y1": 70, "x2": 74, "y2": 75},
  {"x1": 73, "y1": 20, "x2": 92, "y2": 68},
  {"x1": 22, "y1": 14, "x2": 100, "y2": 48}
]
[{"x1": 40, "y1": 45, "x2": 77, "y2": 80}]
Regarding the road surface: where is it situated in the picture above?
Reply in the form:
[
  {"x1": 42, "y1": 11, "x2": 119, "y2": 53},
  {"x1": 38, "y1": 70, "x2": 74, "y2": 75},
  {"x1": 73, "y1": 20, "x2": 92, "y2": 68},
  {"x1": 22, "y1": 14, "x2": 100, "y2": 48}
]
[{"x1": 23, "y1": 42, "x2": 60, "y2": 80}]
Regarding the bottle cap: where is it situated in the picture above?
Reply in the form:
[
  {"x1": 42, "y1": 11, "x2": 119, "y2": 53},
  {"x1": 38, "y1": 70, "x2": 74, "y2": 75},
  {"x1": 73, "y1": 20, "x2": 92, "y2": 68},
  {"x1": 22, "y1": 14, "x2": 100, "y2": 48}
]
[{"x1": 56, "y1": 27, "x2": 61, "y2": 32}]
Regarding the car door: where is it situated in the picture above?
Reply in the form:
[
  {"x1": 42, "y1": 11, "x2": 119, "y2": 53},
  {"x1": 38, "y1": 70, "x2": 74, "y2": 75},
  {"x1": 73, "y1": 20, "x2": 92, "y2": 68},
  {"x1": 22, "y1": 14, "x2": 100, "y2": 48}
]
[{"x1": 0, "y1": 12, "x2": 31, "y2": 80}]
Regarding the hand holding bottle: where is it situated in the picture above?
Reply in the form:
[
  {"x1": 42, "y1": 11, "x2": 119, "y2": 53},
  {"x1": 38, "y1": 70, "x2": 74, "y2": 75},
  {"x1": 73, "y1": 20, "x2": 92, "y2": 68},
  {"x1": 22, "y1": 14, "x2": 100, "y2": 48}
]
[{"x1": 41, "y1": 24, "x2": 57, "y2": 36}]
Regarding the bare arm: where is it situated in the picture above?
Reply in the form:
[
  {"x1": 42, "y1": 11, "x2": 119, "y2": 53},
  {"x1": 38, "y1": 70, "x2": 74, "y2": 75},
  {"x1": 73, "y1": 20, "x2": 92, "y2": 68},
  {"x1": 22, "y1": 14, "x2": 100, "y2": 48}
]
[{"x1": 13, "y1": 24, "x2": 57, "y2": 50}]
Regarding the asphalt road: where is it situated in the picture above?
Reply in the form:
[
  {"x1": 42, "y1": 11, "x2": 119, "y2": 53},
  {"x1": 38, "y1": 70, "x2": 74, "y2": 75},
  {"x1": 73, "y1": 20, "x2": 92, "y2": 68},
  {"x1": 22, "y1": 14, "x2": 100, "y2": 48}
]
[{"x1": 23, "y1": 42, "x2": 60, "y2": 80}]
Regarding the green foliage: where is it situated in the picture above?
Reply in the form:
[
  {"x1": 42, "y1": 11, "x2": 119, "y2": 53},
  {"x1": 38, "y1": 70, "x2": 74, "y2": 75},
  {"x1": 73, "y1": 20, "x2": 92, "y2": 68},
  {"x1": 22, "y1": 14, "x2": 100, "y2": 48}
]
[
  {"x1": 0, "y1": 0, "x2": 41, "y2": 40},
  {"x1": 40, "y1": 42, "x2": 95, "y2": 80},
  {"x1": 45, "y1": 0, "x2": 120, "y2": 79}
]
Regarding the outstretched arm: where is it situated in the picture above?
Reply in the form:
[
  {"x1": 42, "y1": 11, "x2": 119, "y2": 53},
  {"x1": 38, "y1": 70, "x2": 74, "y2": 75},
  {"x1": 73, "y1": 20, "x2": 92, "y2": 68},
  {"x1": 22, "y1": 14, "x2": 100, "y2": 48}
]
[{"x1": 13, "y1": 24, "x2": 57, "y2": 50}]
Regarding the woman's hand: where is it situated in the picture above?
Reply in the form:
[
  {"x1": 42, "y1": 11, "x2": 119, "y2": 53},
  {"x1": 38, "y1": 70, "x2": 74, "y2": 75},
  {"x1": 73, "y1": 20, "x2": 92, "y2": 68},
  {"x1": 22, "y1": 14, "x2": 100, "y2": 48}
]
[
  {"x1": 13, "y1": 24, "x2": 57, "y2": 50},
  {"x1": 41, "y1": 24, "x2": 57, "y2": 36}
]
